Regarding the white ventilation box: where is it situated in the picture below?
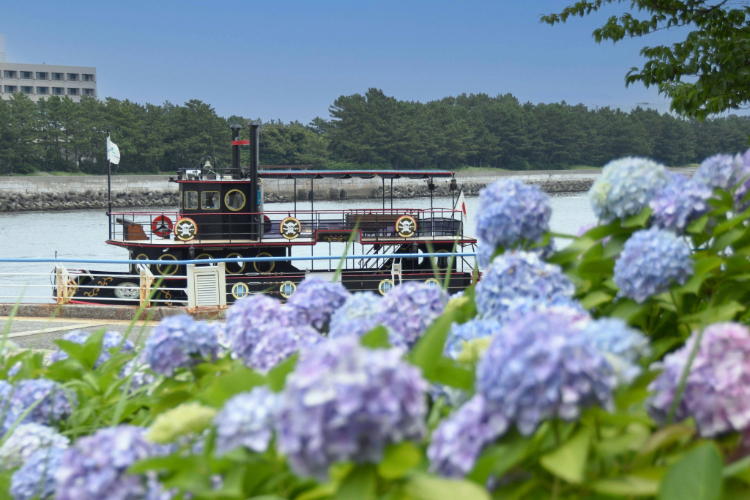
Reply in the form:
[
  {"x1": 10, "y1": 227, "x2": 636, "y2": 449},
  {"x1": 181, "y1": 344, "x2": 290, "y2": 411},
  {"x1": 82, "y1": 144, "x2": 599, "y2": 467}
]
[{"x1": 187, "y1": 263, "x2": 227, "y2": 310}]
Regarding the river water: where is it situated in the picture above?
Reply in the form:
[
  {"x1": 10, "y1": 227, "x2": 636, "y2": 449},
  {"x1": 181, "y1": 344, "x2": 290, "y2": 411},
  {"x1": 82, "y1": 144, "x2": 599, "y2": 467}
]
[{"x1": 0, "y1": 194, "x2": 596, "y2": 302}]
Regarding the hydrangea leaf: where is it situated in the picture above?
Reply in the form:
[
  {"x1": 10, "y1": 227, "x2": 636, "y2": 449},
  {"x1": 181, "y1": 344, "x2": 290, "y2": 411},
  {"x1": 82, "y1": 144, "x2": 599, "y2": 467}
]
[
  {"x1": 636, "y1": 424, "x2": 695, "y2": 458},
  {"x1": 539, "y1": 426, "x2": 592, "y2": 484},
  {"x1": 333, "y1": 464, "x2": 376, "y2": 500},
  {"x1": 432, "y1": 358, "x2": 474, "y2": 391},
  {"x1": 467, "y1": 433, "x2": 530, "y2": 486},
  {"x1": 687, "y1": 215, "x2": 709, "y2": 235},
  {"x1": 360, "y1": 326, "x2": 390, "y2": 349},
  {"x1": 266, "y1": 353, "x2": 298, "y2": 392},
  {"x1": 197, "y1": 366, "x2": 266, "y2": 407},
  {"x1": 623, "y1": 207, "x2": 652, "y2": 228},
  {"x1": 714, "y1": 228, "x2": 744, "y2": 251},
  {"x1": 404, "y1": 473, "x2": 491, "y2": 500},
  {"x1": 52, "y1": 340, "x2": 86, "y2": 366},
  {"x1": 377, "y1": 442, "x2": 422, "y2": 480},
  {"x1": 408, "y1": 311, "x2": 456, "y2": 380},
  {"x1": 679, "y1": 302, "x2": 745, "y2": 328},
  {"x1": 579, "y1": 290, "x2": 614, "y2": 310},
  {"x1": 609, "y1": 299, "x2": 648, "y2": 322},
  {"x1": 590, "y1": 475, "x2": 660, "y2": 496},
  {"x1": 657, "y1": 443, "x2": 723, "y2": 500},
  {"x1": 81, "y1": 329, "x2": 106, "y2": 370}
]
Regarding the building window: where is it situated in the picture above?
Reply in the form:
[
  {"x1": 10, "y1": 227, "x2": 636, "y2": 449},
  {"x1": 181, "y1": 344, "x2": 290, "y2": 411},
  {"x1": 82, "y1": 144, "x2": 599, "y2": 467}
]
[
  {"x1": 20, "y1": 71, "x2": 32, "y2": 79},
  {"x1": 52, "y1": 87, "x2": 64, "y2": 95},
  {"x1": 67, "y1": 73, "x2": 79, "y2": 81},
  {"x1": 201, "y1": 191, "x2": 221, "y2": 210},
  {"x1": 21, "y1": 86, "x2": 33, "y2": 95},
  {"x1": 82, "y1": 74, "x2": 95, "y2": 82},
  {"x1": 67, "y1": 88, "x2": 78, "y2": 96},
  {"x1": 82, "y1": 88, "x2": 95, "y2": 96},
  {"x1": 52, "y1": 73, "x2": 63, "y2": 81},
  {"x1": 37, "y1": 87, "x2": 48, "y2": 95},
  {"x1": 4, "y1": 86, "x2": 17, "y2": 93},
  {"x1": 184, "y1": 192, "x2": 199, "y2": 210},
  {"x1": 3, "y1": 71, "x2": 17, "y2": 79},
  {"x1": 36, "y1": 72, "x2": 48, "y2": 80}
]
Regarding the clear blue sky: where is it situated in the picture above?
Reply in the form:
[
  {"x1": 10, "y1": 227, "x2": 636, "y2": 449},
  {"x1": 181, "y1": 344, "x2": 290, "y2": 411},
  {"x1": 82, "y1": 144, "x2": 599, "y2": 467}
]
[{"x1": 3, "y1": 0, "x2": 687, "y2": 123}]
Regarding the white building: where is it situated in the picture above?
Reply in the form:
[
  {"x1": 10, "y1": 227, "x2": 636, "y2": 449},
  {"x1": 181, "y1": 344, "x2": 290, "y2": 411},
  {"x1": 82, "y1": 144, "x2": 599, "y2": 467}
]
[{"x1": 0, "y1": 35, "x2": 97, "y2": 103}]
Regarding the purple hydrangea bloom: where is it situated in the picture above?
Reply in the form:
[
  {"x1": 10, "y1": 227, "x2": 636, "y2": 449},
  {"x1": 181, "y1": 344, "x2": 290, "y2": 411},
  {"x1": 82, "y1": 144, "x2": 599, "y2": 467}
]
[
  {"x1": 649, "y1": 173, "x2": 712, "y2": 233},
  {"x1": 55, "y1": 425, "x2": 164, "y2": 500},
  {"x1": 476, "y1": 311, "x2": 616, "y2": 436},
  {"x1": 0, "y1": 423, "x2": 69, "y2": 471},
  {"x1": 497, "y1": 296, "x2": 589, "y2": 328},
  {"x1": 144, "y1": 315, "x2": 220, "y2": 376},
  {"x1": 119, "y1": 351, "x2": 156, "y2": 392},
  {"x1": 648, "y1": 322, "x2": 750, "y2": 437},
  {"x1": 581, "y1": 318, "x2": 649, "y2": 385},
  {"x1": 614, "y1": 227, "x2": 693, "y2": 303},
  {"x1": 225, "y1": 295, "x2": 301, "y2": 364},
  {"x1": 476, "y1": 179, "x2": 551, "y2": 249},
  {"x1": 692, "y1": 153, "x2": 743, "y2": 191},
  {"x1": 1, "y1": 379, "x2": 76, "y2": 433},
  {"x1": 286, "y1": 277, "x2": 350, "y2": 331},
  {"x1": 475, "y1": 251, "x2": 575, "y2": 321},
  {"x1": 50, "y1": 330, "x2": 135, "y2": 367},
  {"x1": 589, "y1": 157, "x2": 670, "y2": 223},
  {"x1": 732, "y1": 149, "x2": 750, "y2": 210},
  {"x1": 213, "y1": 387, "x2": 279, "y2": 455},
  {"x1": 427, "y1": 395, "x2": 508, "y2": 478},
  {"x1": 247, "y1": 325, "x2": 323, "y2": 373},
  {"x1": 445, "y1": 320, "x2": 500, "y2": 360},
  {"x1": 375, "y1": 282, "x2": 448, "y2": 348},
  {"x1": 477, "y1": 240, "x2": 555, "y2": 269},
  {"x1": 329, "y1": 292, "x2": 382, "y2": 339},
  {"x1": 10, "y1": 446, "x2": 65, "y2": 500},
  {"x1": 276, "y1": 336, "x2": 428, "y2": 480}
]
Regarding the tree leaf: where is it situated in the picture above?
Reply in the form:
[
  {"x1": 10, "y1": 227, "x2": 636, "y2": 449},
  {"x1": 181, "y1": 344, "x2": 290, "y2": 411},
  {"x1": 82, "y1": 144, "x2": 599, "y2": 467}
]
[
  {"x1": 539, "y1": 426, "x2": 592, "y2": 484},
  {"x1": 657, "y1": 443, "x2": 723, "y2": 500},
  {"x1": 404, "y1": 473, "x2": 491, "y2": 500},
  {"x1": 377, "y1": 442, "x2": 422, "y2": 479}
]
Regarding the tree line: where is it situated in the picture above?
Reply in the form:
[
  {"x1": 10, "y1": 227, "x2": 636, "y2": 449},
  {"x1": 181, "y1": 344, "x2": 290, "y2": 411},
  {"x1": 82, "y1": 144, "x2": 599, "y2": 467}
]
[{"x1": 1, "y1": 89, "x2": 749, "y2": 174}]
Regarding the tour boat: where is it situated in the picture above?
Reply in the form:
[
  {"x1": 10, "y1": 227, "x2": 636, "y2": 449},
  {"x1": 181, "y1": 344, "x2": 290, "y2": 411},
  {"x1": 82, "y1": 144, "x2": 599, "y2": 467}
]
[{"x1": 55, "y1": 124, "x2": 477, "y2": 306}]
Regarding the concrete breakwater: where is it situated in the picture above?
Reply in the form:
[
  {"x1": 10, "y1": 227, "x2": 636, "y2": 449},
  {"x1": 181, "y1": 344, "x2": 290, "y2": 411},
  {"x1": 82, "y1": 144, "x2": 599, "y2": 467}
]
[{"x1": 0, "y1": 169, "x2": 610, "y2": 213}]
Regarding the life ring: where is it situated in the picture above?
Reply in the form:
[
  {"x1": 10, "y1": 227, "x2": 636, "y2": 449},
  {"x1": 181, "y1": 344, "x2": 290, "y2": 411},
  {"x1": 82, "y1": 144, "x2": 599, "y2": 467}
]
[{"x1": 152, "y1": 215, "x2": 173, "y2": 238}]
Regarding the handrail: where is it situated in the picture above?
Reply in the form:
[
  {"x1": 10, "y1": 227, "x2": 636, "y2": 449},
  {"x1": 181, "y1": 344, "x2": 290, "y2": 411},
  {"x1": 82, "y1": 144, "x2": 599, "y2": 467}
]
[{"x1": 108, "y1": 208, "x2": 463, "y2": 216}]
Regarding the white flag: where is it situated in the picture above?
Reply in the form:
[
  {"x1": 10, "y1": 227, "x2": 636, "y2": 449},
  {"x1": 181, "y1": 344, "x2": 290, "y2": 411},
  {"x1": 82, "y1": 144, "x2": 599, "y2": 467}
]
[
  {"x1": 106, "y1": 136, "x2": 120, "y2": 165},
  {"x1": 455, "y1": 190, "x2": 468, "y2": 221}
]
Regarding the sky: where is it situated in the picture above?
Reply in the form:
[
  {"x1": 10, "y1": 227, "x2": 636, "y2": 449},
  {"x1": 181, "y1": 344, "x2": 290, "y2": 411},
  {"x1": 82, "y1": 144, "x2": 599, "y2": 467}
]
[{"x1": 1, "y1": 0, "x2": 691, "y2": 123}]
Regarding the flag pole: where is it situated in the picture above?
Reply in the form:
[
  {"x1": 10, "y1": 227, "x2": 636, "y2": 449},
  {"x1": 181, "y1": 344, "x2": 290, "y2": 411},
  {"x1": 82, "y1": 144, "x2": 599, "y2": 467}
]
[{"x1": 107, "y1": 130, "x2": 112, "y2": 239}]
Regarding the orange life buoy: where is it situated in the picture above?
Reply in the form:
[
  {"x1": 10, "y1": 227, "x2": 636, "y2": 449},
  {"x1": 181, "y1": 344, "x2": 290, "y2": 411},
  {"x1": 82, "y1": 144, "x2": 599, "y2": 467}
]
[{"x1": 152, "y1": 215, "x2": 173, "y2": 237}]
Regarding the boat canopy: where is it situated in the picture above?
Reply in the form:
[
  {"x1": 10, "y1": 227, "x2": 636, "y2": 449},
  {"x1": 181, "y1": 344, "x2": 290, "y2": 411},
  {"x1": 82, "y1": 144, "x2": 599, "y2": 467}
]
[{"x1": 258, "y1": 170, "x2": 454, "y2": 180}]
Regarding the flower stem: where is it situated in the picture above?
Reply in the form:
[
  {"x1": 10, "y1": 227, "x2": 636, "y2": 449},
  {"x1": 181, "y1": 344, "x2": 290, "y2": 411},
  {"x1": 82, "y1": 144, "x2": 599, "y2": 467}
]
[{"x1": 666, "y1": 326, "x2": 706, "y2": 424}]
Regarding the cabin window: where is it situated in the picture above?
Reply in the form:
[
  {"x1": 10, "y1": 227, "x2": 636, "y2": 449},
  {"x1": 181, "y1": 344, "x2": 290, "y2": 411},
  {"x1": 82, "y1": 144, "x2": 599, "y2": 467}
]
[
  {"x1": 201, "y1": 191, "x2": 221, "y2": 210},
  {"x1": 224, "y1": 189, "x2": 246, "y2": 211},
  {"x1": 184, "y1": 191, "x2": 198, "y2": 209}
]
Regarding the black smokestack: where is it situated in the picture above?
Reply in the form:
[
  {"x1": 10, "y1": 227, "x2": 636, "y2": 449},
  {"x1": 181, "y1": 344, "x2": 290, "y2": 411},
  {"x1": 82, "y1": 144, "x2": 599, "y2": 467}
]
[
  {"x1": 230, "y1": 123, "x2": 241, "y2": 177},
  {"x1": 248, "y1": 121, "x2": 260, "y2": 238}
]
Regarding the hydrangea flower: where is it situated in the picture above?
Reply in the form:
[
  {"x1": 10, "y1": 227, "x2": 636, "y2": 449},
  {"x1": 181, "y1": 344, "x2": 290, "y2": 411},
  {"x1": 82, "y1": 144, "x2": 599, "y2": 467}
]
[
  {"x1": 329, "y1": 292, "x2": 381, "y2": 339},
  {"x1": 276, "y1": 336, "x2": 428, "y2": 480},
  {"x1": 427, "y1": 395, "x2": 508, "y2": 478},
  {"x1": 225, "y1": 295, "x2": 301, "y2": 364},
  {"x1": 475, "y1": 251, "x2": 575, "y2": 321},
  {"x1": 10, "y1": 446, "x2": 65, "y2": 500},
  {"x1": 733, "y1": 149, "x2": 750, "y2": 210},
  {"x1": 614, "y1": 227, "x2": 692, "y2": 303},
  {"x1": 246, "y1": 325, "x2": 323, "y2": 373},
  {"x1": 375, "y1": 282, "x2": 447, "y2": 348},
  {"x1": 476, "y1": 179, "x2": 551, "y2": 249},
  {"x1": 0, "y1": 423, "x2": 69, "y2": 471},
  {"x1": 476, "y1": 311, "x2": 616, "y2": 436},
  {"x1": 649, "y1": 173, "x2": 712, "y2": 233},
  {"x1": 50, "y1": 330, "x2": 135, "y2": 367},
  {"x1": 692, "y1": 153, "x2": 743, "y2": 191},
  {"x1": 589, "y1": 157, "x2": 670, "y2": 223},
  {"x1": 648, "y1": 322, "x2": 750, "y2": 437},
  {"x1": 146, "y1": 402, "x2": 216, "y2": 444},
  {"x1": 477, "y1": 240, "x2": 555, "y2": 268},
  {"x1": 286, "y1": 277, "x2": 350, "y2": 331},
  {"x1": 119, "y1": 351, "x2": 156, "y2": 392},
  {"x1": 144, "y1": 315, "x2": 220, "y2": 376},
  {"x1": 1, "y1": 379, "x2": 76, "y2": 433},
  {"x1": 581, "y1": 318, "x2": 650, "y2": 385},
  {"x1": 214, "y1": 387, "x2": 279, "y2": 455},
  {"x1": 445, "y1": 320, "x2": 500, "y2": 360},
  {"x1": 55, "y1": 425, "x2": 164, "y2": 500}
]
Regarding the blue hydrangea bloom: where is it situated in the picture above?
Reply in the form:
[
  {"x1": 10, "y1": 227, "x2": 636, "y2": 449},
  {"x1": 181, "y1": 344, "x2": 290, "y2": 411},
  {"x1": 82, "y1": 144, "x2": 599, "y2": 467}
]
[
  {"x1": 214, "y1": 387, "x2": 279, "y2": 455},
  {"x1": 589, "y1": 157, "x2": 670, "y2": 223},
  {"x1": 119, "y1": 351, "x2": 156, "y2": 392},
  {"x1": 226, "y1": 295, "x2": 301, "y2": 364},
  {"x1": 1, "y1": 379, "x2": 76, "y2": 433},
  {"x1": 444, "y1": 320, "x2": 500, "y2": 360},
  {"x1": 375, "y1": 282, "x2": 448, "y2": 348},
  {"x1": 496, "y1": 296, "x2": 589, "y2": 328},
  {"x1": 50, "y1": 330, "x2": 135, "y2": 367},
  {"x1": 733, "y1": 149, "x2": 750, "y2": 210},
  {"x1": 286, "y1": 277, "x2": 350, "y2": 331},
  {"x1": 581, "y1": 318, "x2": 650, "y2": 385},
  {"x1": 10, "y1": 446, "x2": 65, "y2": 500},
  {"x1": 427, "y1": 395, "x2": 508, "y2": 478},
  {"x1": 477, "y1": 240, "x2": 555, "y2": 269},
  {"x1": 55, "y1": 425, "x2": 164, "y2": 500},
  {"x1": 649, "y1": 173, "x2": 712, "y2": 233},
  {"x1": 614, "y1": 227, "x2": 693, "y2": 303},
  {"x1": 476, "y1": 311, "x2": 616, "y2": 436},
  {"x1": 648, "y1": 322, "x2": 750, "y2": 437},
  {"x1": 475, "y1": 251, "x2": 575, "y2": 321},
  {"x1": 246, "y1": 325, "x2": 323, "y2": 373},
  {"x1": 0, "y1": 423, "x2": 69, "y2": 471},
  {"x1": 329, "y1": 292, "x2": 382, "y2": 339},
  {"x1": 275, "y1": 336, "x2": 428, "y2": 480},
  {"x1": 144, "y1": 315, "x2": 220, "y2": 376},
  {"x1": 476, "y1": 179, "x2": 551, "y2": 249},
  {"x1": 692, "y1": 153, "x2": 743, "y2": 191}
]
